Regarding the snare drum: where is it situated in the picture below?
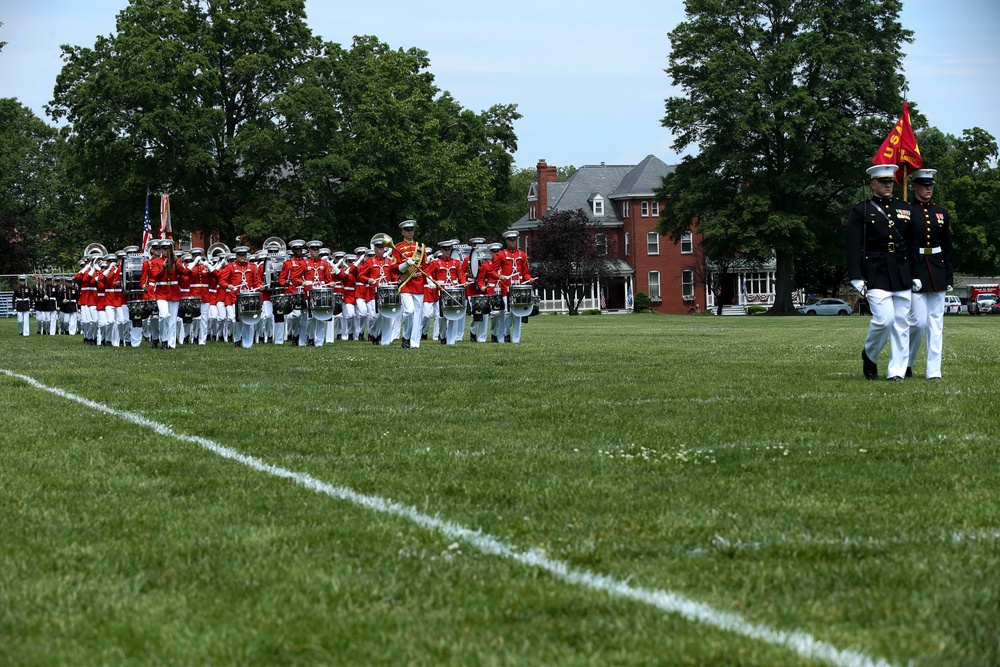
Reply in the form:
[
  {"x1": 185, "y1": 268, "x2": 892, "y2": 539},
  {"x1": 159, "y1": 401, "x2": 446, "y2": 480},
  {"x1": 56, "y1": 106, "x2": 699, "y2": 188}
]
[
  {"x1": 440, "y1": 286, "x2": 467, "y2": 321},
  {"x1": 179, "y1": 297, "x2": 202, "y2": 322},
  {"x1": 237, "y1": 291, "x2": 261, "y2": 323},
  {"x1": 377, "y1": 284, "x2": 401, "y2": 314},
  {"x1": 509, "y1": 284, "x2": 534, "y2": 317},
  {"x1": 309, "y1": 287, "x2": 336, "y2": 321}
]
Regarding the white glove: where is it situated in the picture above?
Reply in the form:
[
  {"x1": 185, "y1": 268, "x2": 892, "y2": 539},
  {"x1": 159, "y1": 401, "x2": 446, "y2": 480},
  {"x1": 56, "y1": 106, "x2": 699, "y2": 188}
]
[
  {"x1": 850, "y1": 279, "x2": 866, "y2": 296},
  {"x1": 947, "y1": 285, "x2": 953, "y2": 292},
  {"x1": 912, "y1": 279, "x2": 922, "y2": 292}
]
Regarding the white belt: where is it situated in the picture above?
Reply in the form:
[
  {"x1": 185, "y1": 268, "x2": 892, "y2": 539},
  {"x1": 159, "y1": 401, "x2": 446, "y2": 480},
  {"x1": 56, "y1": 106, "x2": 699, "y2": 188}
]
[
  {"x1": 191, "y1": 283, "x2": 209, "y2": 288},
  {"x1": 919, "y1": 246, "x2": 942, "y2": 255},
  {"x1": 159, "y1": 281, "x2": 179, "y2": 286}
]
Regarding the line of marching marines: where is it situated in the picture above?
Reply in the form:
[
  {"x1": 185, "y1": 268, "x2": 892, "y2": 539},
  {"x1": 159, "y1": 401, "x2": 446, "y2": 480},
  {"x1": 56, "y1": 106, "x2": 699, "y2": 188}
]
[{"x1": 12, "y1": 221, "x2": 537, "y2": 349}]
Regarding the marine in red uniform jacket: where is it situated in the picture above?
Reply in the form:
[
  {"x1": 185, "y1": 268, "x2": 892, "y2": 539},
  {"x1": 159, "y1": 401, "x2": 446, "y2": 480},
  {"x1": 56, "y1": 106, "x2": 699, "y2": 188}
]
[{"x1": 489, "y1": 234, "x2": 532, "y2": 297}]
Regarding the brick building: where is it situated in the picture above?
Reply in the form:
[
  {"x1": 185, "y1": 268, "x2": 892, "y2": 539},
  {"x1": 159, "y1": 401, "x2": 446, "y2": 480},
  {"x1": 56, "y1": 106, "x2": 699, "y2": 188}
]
[{"x1": 511, "y1": 156, "x2": 707, "y2": 314}]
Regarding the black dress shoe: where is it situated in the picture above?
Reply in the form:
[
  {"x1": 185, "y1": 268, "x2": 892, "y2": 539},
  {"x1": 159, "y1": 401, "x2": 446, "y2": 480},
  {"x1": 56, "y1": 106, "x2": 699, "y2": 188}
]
[
  {"x1": 905, "y1": 367, "x2": 913, "y2": 378},
  {"x1": 861, "y1": 350, "x2": 878, "y2": 380},
  {"x1": 887, "y1": 376, "x2": 904, "y2": 382}
]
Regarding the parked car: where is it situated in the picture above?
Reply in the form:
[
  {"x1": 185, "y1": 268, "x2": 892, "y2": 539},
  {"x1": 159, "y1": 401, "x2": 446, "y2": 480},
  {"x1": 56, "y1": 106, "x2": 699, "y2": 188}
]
[
  {"x1": 797, "y1": 298, "x2": 852, "y2": 315},
  {"x1": 944, "y1": 295, "x2": 966, "y2": 314},
  {"x1": 976, "y1": 293, "x2": 998, "y2": 314}
]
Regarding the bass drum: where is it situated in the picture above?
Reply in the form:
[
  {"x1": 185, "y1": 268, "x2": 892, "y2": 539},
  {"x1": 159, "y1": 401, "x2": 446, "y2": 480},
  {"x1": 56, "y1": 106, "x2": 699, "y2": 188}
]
[
  {"x1": 440, "y1": 286, "x2": 466, "y2": 321},
  {"x1": 179, "y1": 297, "x2": 202, "y2": 322},
  {"x1": 271, "y1": 294, "x2": 295, "y2": 316},
  {"x1": 127, "y1": 299, "x2": 155, "y2": 324},
  {"x1": 121, "y1": 255, "x2": 145, "y2": 297}
]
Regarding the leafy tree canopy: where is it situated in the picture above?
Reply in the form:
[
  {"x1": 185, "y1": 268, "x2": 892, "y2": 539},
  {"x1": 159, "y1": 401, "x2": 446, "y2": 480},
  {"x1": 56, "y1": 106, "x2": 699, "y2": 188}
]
[
  {"x1": 657, "y1": 0, "x2": 912, "y2": 313},
  {"x1": 47, "y1": 0, "x2": 520, "y2": 254}
]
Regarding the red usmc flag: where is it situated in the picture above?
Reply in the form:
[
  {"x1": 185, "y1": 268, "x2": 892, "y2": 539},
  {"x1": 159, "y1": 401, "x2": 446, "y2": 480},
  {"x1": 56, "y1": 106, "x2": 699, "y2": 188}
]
[{"x1": 872, "y1": 101, "x2": 922, "y2": 184}]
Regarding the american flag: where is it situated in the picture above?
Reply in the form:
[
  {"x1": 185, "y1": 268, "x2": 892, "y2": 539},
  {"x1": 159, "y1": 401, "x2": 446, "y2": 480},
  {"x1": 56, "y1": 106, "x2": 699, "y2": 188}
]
[{"x1": 141, "y1": 194, "x2": 152, "y2": 250}]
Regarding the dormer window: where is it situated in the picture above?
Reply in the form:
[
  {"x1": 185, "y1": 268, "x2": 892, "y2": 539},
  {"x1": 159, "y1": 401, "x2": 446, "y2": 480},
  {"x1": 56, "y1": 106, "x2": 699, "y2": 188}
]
[{"x1": 590, "y1": 193, "x2": 605, "y2": 217}]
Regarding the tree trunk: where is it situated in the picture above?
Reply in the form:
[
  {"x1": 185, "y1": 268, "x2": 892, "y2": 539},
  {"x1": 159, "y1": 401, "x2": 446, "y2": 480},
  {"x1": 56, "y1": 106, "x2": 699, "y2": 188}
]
[{"x1": 768, "y1": 251, "x2": 797, "y2": 315}]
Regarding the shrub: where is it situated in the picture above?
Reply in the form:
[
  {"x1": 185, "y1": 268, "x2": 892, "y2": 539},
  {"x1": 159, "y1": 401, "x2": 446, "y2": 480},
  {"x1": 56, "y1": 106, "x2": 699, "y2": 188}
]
[
  {"x1": 634, "y1": 291, "x2": 651, "y2": 313},
  {"x1": 747, "y1": 305, "x2": 768, "y2": 315}
]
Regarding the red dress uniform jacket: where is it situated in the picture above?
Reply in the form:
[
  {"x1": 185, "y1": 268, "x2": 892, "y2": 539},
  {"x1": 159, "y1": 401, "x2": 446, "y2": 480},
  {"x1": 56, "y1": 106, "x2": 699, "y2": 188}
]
[
  {"x1": 302, "y1": 257, "x2": 333, "y2": 296},
  {"x1": 140, "y1": 257, "x2": 159, "y2": 300},
  {"x1": 488, "y1": 249, "x2": 531, "y2": 297},
  {"x1": 189, "y1": 262, "x2": 211, "y2": 300},
  {"x1": 392, "y1": 240, "x2": 427, "y2": 295},
  {"x1": 219, "y1": 260, "x2": 261, "y2": 306},
  {"x1": 76, "y1": 270, "x2": 97, "y2": 307},
  {"x1": 278, "y1": 257, "x2": 308, "y2": 295},
  {"x1": 104, "y1": 265, "x2": 125, "y2": 307},
  {"x1": 151, "y1": 258, "x2": 191, "y2": 301}
]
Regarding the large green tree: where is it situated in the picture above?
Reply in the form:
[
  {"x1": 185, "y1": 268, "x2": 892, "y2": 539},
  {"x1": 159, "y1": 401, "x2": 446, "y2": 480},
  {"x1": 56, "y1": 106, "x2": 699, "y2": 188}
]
[
  {"x1": 48, "y1": 1, "x2": 520, "y2": 252},
  {"x1": 915, "y1": 126, "x2": 1000, "y2": 276},
  {"x1": 0, "y1": 99, "x2": 72, "y2": 273},
  {"x1": 657, "y1": 0, "x2": 912, "y2": 313}
]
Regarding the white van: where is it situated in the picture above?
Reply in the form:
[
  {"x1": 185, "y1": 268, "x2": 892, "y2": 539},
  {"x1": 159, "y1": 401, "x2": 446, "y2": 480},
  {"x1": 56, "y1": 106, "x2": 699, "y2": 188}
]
[{"x1": 944, "y1": 295, "x2": 965, "y2": 314}]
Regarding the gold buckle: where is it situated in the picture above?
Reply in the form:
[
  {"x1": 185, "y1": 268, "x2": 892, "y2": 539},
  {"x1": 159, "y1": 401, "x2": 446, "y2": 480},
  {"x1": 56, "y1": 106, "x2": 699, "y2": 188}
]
[{"x1": 887, "y1": 242, "x2": 895, "y2": 253}]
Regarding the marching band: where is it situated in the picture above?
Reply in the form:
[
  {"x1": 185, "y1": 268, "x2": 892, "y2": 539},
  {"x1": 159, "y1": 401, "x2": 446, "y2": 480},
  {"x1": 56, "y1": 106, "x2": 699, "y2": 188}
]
[{"x1": 12, "y1": 225, "x2": 537, "y2": 348}]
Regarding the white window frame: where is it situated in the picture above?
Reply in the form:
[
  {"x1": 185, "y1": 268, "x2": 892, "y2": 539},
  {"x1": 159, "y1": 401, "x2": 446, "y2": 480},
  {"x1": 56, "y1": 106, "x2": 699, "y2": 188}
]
[
  {"x1": 621, "y1": 201, "x2": 630, "y2": 219},
  {"x1": 680, "y1": 230, "x2": 693, "y2": 254},
  {"x1": 648, "y1": 271, "x2": 661, "y2": 301},
  {"x1": 646, "y1": 231, "x2": 659, "y2": 255},
  {"x1": 682, "y1": 269, "x2": 694, "y2": 299},
  {"x1": 594, "y1": 232, "x2": 607, "y2": 256},
  {"x1": 651, "y1": 201, "x2": 659, "y2": 216},
  {"x1": 624, "y1": 232, "x2": 630, "y2": 258},
  {"x1": 592, "y1": 197, "x2": 604, "y2": 216},
  {"x1": 641, "y1": 201, "x2": 650, "y2": 217}
]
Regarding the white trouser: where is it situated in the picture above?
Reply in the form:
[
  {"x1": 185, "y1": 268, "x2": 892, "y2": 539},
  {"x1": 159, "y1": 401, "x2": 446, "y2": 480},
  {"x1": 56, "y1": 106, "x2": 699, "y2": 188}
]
[
  {"x1": 400, "y1": 292, "x2": 423, "y2": 347},
  {"x1": 157, "y1": 300, "x2": 180, "y2": 348},
  {"x1": 62, "y1": 310, "x2": 78, "y2": 335},
  {"x1": 379, "y1": 310, "x2": 398, "y2": 345},
  {"x1": 198, "y1": 302, "x2": 210, "y2": 344},
  {"x1": 17, "y1": 311, "x2": 31, "y2": 335},
  {"x1": 908, "y1": 291, "x2": 945, "y2": 378},
  {"x1": 128, "y1": 305, "x2": 143, "y2": 347},
  {"x1": 422, "y1": 301, "x2": 437, "y2": 337},
  {"x1": 105, "y1": 305, "x2": 121, "y2": 346},
  {"x1": 865, "y1": 288, "x2": 912, "y2": 379}
]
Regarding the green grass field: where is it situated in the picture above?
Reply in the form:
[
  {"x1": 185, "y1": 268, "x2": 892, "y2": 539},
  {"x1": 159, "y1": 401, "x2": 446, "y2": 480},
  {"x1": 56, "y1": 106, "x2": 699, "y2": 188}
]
[{"x1": 1, "y1": 313, "x2": 998, "y2": 666}]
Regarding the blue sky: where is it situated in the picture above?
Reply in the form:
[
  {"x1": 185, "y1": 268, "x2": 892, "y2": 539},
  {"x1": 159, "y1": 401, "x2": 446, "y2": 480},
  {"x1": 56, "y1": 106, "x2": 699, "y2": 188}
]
[{"x1": 1, "y1": 0, "x2": 997, "y2": 170}]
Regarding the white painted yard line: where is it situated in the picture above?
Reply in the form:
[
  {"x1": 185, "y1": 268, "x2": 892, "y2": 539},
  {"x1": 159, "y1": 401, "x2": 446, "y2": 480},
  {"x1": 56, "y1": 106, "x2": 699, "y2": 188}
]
[{"x1": 2, "y1": 368, "x2": 895, "y2": 667}]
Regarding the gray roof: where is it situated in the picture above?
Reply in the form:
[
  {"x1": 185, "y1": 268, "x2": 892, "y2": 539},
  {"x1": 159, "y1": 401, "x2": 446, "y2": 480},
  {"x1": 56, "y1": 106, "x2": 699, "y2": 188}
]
[
  {"x1": 512, "y1": 155, "x2": 676, "y2": 230},
  {"x1": 609, "y1": 155, "x2": 675, "y2": 199}
]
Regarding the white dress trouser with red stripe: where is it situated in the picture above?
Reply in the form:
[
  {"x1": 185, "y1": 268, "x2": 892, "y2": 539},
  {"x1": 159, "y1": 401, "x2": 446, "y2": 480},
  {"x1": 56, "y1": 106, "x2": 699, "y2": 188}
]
[{"x1": 864, "y1": 288, "x2": 911, "y2": 379}]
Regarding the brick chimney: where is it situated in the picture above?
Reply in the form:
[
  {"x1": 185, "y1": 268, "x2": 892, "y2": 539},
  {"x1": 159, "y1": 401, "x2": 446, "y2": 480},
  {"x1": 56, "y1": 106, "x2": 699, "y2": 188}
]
[{"x1": 536, "y1": 159, "x2": 558, "y2": 219}]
